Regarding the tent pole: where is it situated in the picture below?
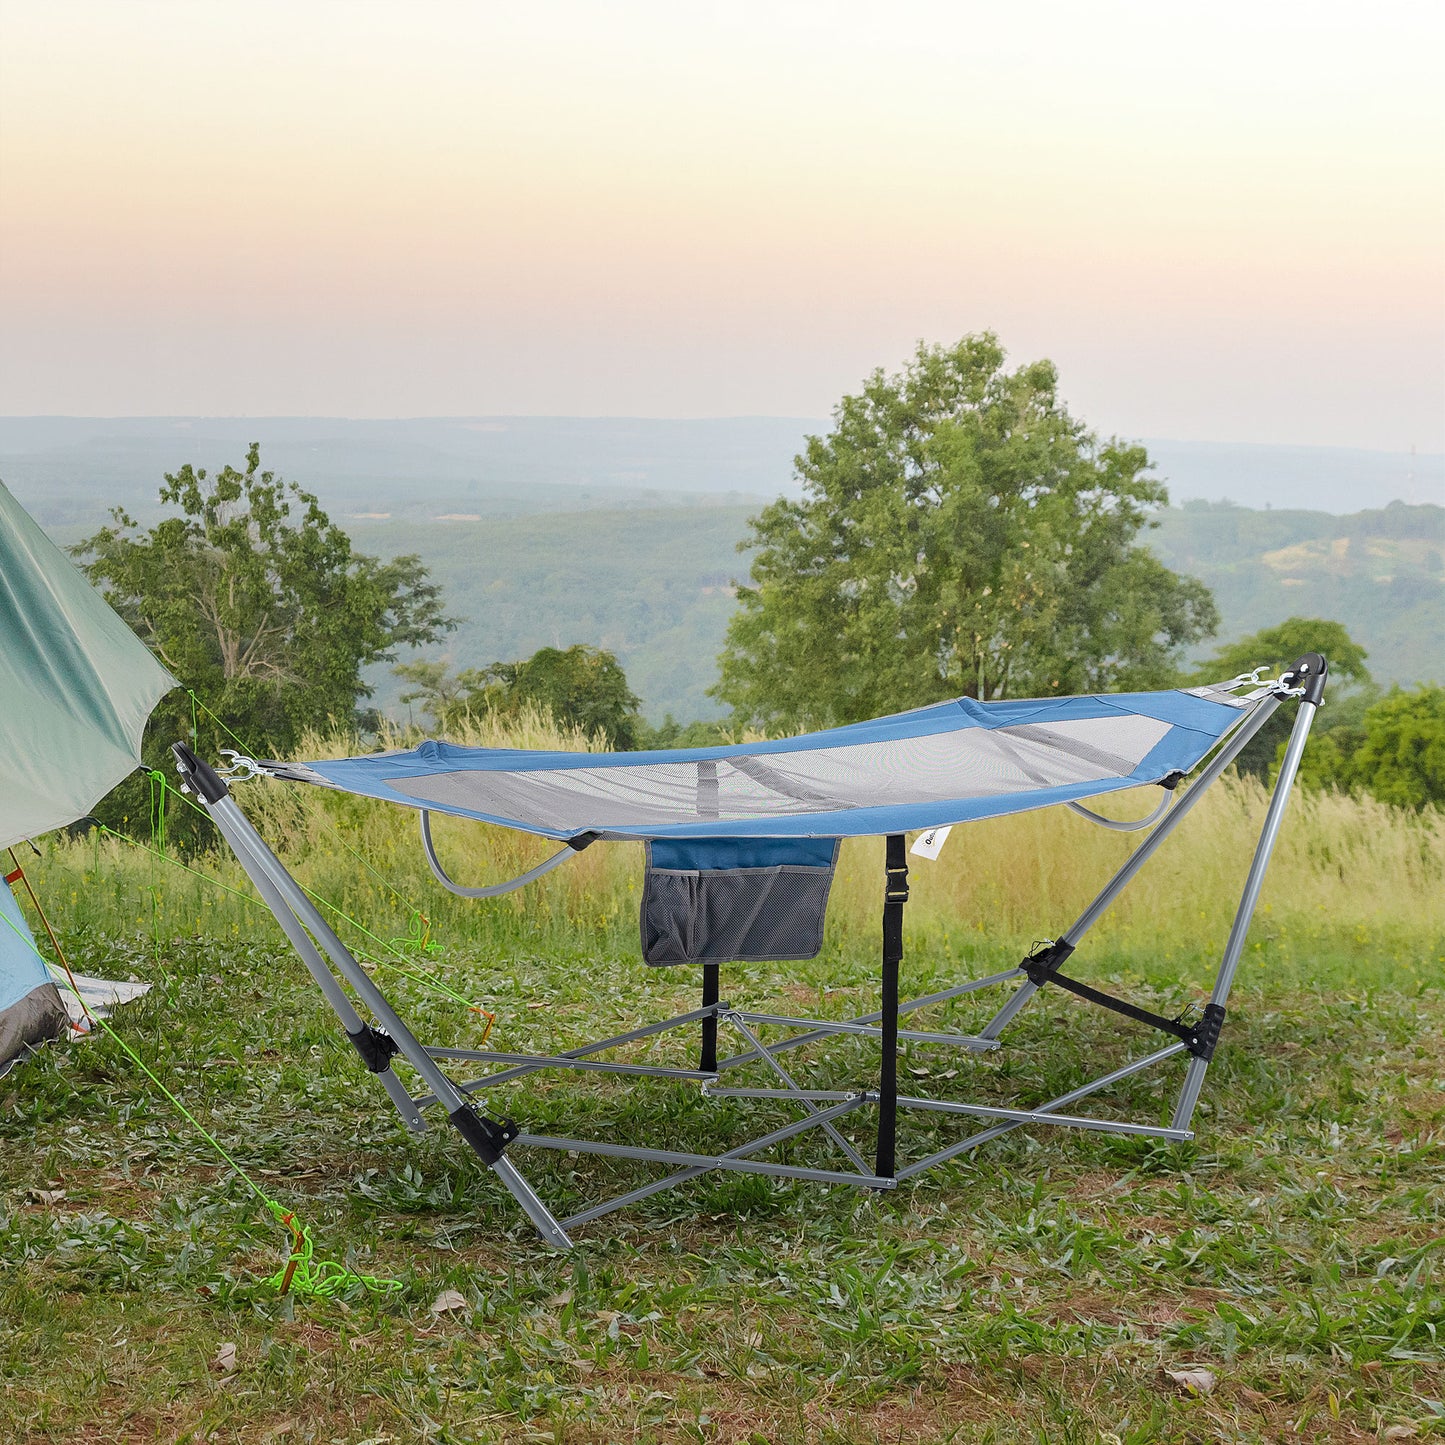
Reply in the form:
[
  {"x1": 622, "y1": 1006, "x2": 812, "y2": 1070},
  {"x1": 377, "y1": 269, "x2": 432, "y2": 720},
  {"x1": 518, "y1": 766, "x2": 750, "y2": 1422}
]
[
  {"x1": 979, "y1": 691, "x2": 1285, "y2": 1041},
  {"x1": 875, "y1": 834, "x2": 908, "y2": 1179},
  {"x1": 1171, "y1": 668, "x2": 1324, "y2": 1131}
]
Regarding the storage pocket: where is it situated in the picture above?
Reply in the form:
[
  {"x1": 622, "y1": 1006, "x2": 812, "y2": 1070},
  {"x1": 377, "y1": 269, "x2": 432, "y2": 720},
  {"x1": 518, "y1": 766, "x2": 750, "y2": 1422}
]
[{"x1": 640, "y1": 838, "x2": 839, "y2": 966}]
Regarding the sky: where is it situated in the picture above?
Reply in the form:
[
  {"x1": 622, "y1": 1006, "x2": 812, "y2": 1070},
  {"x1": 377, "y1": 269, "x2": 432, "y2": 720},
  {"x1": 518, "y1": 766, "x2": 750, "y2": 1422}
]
[{"x1": 1, "y1": 1, "x2": 1442, "y2": 450}]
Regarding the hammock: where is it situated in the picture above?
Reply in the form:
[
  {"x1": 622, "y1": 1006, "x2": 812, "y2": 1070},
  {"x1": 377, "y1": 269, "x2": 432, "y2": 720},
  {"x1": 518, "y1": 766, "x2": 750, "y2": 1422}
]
[
  {"x1": 174, "y1": 660, "x2": 1327, "y2": 1248},
  {"x1": 263, "y1": 680, "x2": 1255, "y2": 840}
]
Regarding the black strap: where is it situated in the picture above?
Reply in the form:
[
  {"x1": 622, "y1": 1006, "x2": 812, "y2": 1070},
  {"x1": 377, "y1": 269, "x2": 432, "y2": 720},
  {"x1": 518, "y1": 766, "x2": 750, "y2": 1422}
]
[{"x1": 876, "y1": 834, "x2": 908, "y2": 1179}]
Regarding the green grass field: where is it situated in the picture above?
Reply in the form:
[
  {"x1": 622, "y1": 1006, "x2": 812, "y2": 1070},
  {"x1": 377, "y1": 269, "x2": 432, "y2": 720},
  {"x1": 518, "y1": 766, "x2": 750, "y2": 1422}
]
[{"x1": 2, "y1": 725, "x2": 1441, "y2": 1443}]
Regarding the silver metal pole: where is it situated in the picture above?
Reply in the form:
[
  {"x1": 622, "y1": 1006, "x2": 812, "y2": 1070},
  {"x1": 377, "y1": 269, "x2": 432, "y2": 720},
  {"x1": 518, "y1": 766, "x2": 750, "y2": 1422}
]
[
  {"x1": 893, "y1": 1094, "x2": 1191, "y2": 1140},
  {"x1": 893, "y1": 1041, "x2": 1187, "y2": 1180},
  {"x1": 716, "y1": 968, "x2": 1022, "y2": 1070},
  {"x1": 206, "y1": 792, "x2": 574, "y2": 1249},
  {"x1": 207, "y1": 803, "x2": 431, "y2": 1133},
  {"x1": 211, "y1": 797, "x2": 469, "y2": 1110},
  {"x1": 557, "y1": 1096, "x2": 875, "y2": 1229},
  {"x1": 1170, "y1": 695, "x2": 1319, "y2": 1131},
  {"x1": 723, "y1": 1013, "x2": 873, "y2": 1173},
  {"x1": 980, "y1": 693, "x2": 1284, "y2": 1040}
]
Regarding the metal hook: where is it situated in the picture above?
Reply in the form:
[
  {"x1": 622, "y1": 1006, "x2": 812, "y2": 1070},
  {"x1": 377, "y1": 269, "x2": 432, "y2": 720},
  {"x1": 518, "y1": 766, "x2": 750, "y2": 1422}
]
[{"x1": 216, "y1": 750, "x2": 266, "y2": 783}]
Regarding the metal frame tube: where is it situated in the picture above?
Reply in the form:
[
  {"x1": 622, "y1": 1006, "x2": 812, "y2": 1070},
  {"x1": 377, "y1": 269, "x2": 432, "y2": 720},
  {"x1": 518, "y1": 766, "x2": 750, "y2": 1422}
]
[
  {"x1": 1170, "y1": 695, "x2": 1319, "y2": 1131},
  {"x1": 558, "y1": 1095, "x2": 875, "y2": 1229},
  {"x1": 731, "y1": 1011, "x2": 996, "y2": 1050},
  {"x1": 425, "y1": 1046, "x2": 713, "y2": 1082},
  {"x1": 211, "y1": 797, "x2": 468, "y2": 1110},
  {"x1": 438, "y1": 1005, "x2": 722, "y2": 1095},
  {"x1": 980, "y1": 693, "x2": 1283, "y2": 1040},
  {"x1": 215, "y1": 803, "x2": 428, "y2": 1133},
  {"x1": 723, "y1": 1013, "x2": 872, "y2": 1173},
  {"x1": 203, "y1": 792, "x2": 574, "y2": 1249},
  {"x1": 894, "y1": 1042, "x2": 1187, "y2": 1180},
  {"x1": 518, "y1": 1125, "x2": 887, "y2": 1189},
  {"x1": 717, "y1": 969, "x2": 1020, "y2": 1069},
  {"x1": 894, "y1": 1094, "x2": 1191, "y2": 1140}
]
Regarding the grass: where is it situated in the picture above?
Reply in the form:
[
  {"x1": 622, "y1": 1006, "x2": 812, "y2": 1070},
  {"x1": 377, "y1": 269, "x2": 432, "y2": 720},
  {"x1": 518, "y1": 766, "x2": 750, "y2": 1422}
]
[{"x1": 2, "y1": 718, "x2": 1442, "y2": 1442}]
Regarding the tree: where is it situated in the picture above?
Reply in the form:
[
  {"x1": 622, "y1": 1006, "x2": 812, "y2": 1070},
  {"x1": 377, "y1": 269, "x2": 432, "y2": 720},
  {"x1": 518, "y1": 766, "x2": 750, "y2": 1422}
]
[
  {"x1": 1190, "y1": 617, "x2": 1372, "y2": 781},
  {"x1": 397, "y1": 644, "x2": 643, "y2": 749},
  {"x1": 1303, "y1": 686, "x2": 1445, "y2": 809},
  {"x1": 79, "y1": 445, "x2": 455, "y2": 767},
  {"x1": 712, "y1": 334, "x2": 1218, "y2": 731},
  {"x1": 1191, "y1": 618, "x2": 1371, "y2": 691}
]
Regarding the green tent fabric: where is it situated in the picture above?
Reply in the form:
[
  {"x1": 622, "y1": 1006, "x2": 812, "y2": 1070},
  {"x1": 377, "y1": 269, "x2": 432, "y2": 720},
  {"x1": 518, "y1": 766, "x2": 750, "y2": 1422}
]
[
  {"x1": 1, "y1": 480, "x2": 175, "y2": 1072},
  {"x1": 0, "y1": 480, "x2": 176, "y2": 850}
]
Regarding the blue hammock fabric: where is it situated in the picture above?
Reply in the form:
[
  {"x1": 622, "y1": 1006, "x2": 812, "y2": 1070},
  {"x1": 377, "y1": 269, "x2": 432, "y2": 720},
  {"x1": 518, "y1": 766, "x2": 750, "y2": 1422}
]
[{"x1": 280, "y1": 683, "x2": 1252, "y2": 844}]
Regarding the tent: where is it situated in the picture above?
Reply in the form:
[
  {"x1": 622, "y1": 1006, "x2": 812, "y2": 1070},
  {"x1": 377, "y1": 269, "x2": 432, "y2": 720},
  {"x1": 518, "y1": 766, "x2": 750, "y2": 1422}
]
[
  {"x1": 0, "y1": 480, "x2": 175, "y2": 1074},
  {"x1": 175, "y1": 654, "x2": 1327, "y2": 1247}
]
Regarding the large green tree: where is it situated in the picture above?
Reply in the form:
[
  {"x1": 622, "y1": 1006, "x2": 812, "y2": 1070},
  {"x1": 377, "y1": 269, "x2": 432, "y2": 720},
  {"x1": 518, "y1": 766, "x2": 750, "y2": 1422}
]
[
  {"x1": 79, "y1": 445, "x2": 454, "y2": 763},
  {"x1": 712, "y1": 335, "x2": 1218, "y2": 730}
]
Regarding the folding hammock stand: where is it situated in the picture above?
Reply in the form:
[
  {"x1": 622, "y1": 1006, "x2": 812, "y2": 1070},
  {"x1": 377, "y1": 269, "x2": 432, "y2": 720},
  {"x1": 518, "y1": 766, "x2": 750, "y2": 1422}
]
[{"x1": 172, "y1": 656, "x2": 1327, "y2": 1249}]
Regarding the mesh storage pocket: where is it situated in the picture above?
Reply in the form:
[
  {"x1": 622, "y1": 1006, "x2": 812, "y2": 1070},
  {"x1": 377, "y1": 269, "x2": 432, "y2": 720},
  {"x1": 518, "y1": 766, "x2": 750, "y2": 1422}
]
[{"x1": 640, "y1": 839, "x2": 839, "y2": 966}]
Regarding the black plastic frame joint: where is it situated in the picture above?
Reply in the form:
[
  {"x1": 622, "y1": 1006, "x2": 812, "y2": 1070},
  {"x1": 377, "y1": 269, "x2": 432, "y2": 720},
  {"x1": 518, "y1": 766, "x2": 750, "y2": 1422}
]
[
  {"x1": 1186, "y1": 1003, "x2": 1227, "y2": 1060},
  {"x1": 1159, "y1": 770, "x2": 1186, "y2": 791},
  {"x1": 347, "y1": 1023, "x2": 400, "y2": 1074},
  {"x1": 1281, "y1": 652, "x2": 1329, "y2": 707},
  {"x1": 448, "y1": 1104, "x2": 520, "y2": 1165},
  {"x1": 170, "y1": 741, "x2": 230, "y2": 804},
  {"x1": 1021, "y1": 938, "x2": 1076, "y2": 987},
  {"x1": 567, "y1": 831, "x2": 601, "y2": 851}
]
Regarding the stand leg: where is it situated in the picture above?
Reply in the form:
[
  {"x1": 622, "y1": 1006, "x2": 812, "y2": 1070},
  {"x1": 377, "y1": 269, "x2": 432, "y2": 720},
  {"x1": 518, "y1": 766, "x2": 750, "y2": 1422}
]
[
  {"x1": 174, "y1": 748, "x2": 575, "y2": 1250},
  {"x1": 875, "y1": 835, "x2": 907, "y2": 1180},
  {"x1": 1171, "y1": 689, "x2": 1320, "y2": 1131}
]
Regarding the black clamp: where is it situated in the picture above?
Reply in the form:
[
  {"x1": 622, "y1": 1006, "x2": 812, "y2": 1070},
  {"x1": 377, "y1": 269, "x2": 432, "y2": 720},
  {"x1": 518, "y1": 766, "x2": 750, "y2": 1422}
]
[
  {"x1": 447, "y1": 1104, "x2": 520, "y2": 1165},
  {"x1": 1159, "y1": 770, "x2": 1185, "y2": 791},
  {"x1": 1021, "y1": 938, "x2": 1076, "y2": 987},
  {"x1": 347, "y1": 1023, "x2": 400, "y2": 1074},
  {"x1": 1184, "y1": 1002, "x2": 1227, "y2": 1061},
  {"x1": 170, "y1": 741, "x2": 230, "y2": 804},
  {"x1": 1021, "y1": 939, "x2": 1225, "y2": 1059}
]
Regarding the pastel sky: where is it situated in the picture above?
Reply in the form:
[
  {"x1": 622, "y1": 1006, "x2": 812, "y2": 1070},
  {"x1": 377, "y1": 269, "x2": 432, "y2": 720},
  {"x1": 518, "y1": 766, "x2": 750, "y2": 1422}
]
[{"x1": 2, "y1": 1, "x2": 1442, "y2": 449}]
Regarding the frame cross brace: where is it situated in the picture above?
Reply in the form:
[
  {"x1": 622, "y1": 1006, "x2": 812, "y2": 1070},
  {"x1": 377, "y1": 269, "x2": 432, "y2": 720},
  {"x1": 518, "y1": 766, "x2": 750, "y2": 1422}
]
[{"x1": 1019, "y1": 940, "x2": 1226, "y2": 1060}]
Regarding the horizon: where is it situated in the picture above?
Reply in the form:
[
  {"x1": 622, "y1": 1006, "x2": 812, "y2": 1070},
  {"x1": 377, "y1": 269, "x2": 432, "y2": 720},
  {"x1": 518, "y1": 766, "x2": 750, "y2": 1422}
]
[
  {"x1": 4, "y1": 415, "x2": 1441, "y2": 518},
  {"x1": 1, "y1": 413, "x2": 1443, "y2": 461}
]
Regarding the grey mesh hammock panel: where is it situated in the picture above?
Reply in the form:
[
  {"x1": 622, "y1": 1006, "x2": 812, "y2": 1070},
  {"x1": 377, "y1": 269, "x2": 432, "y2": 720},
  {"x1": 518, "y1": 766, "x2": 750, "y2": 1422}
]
[
  {"x1": 176, "y1": 658, "x2": 1328, "y2": 1248},
  {"x1": 267, "y1": 681, "x2": 1254, "y2": 841}
]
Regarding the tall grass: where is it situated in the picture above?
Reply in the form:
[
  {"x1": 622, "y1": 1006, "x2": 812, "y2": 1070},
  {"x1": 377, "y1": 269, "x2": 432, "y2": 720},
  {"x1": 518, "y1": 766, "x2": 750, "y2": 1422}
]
[{"x1": 26, "y1": 709, "x2": 1444, "y2": 1000}]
